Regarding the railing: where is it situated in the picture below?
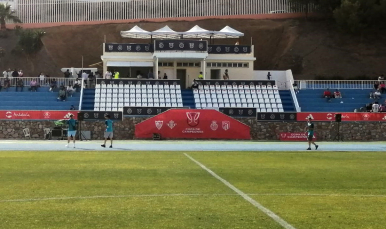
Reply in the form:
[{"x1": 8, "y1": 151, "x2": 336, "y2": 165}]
[
  {"x1": 1, "y1": 77, "x2": 77, "y2": 87},
  {"x1": 289, "y1": 81, "x2": 301, "y2": 112},
  {"x1": 78, "y1": 78, "x2": 85, "y2": 111},
  {"x1": 13, "y1": 0, "x2": 314, "y2": 25},
  {"x1": 299, "y1": 80, "x2": 377, "y2": 90}
]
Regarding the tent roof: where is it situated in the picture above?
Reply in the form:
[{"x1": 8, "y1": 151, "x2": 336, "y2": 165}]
[
  {"x1": 151, "y1": 26, "x2": 180, "y2": 39},
  {"x1": 120, "y1": 25, "x2": 244, "y2": 39},
  {"x1": 120, "y1": 25, "x2": 152, "y2": 39}
]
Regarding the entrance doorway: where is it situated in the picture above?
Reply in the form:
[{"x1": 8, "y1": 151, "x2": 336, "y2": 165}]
[
  {"x1": 211, "y1": 69, "x2": 221, "y2": 79},
  {"x1": 177, "y1": 69, "x2": 187, "y2": 89}
]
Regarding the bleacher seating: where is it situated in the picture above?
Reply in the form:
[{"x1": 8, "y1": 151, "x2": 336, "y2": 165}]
[
  {"x1": 297, "y1": 89, "x2": 375, "y2": 112},
  {"x1": 193, "y1": 84, "x2": 284, "y2": 112},
  {"x1": 93, "y1": 84, "x2": 183, "y2": 111},
  {"x1": 0, "y1": 88, "x2": 80, "y2": 110}
]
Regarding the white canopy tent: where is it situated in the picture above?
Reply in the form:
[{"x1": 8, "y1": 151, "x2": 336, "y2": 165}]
[
  {"x1": 213, "y1": 26, "x2": 244, "y2": 38},
  {"x1": 182, "y1": 25, "x2": 214, "y2": 39},
  {"x1": 120, "y1": 25, "x2": 152, "y2": 39},
  {"x1": 151, "y1": 25, "x2": 180, "y2": 39},
  {"x1": 119, "y1": 25, "x2": 244, "y2": 40}
]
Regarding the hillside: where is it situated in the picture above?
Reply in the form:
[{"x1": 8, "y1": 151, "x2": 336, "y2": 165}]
[{"x1": 1, "y1": 19, "x2": 386, "y2": 79}]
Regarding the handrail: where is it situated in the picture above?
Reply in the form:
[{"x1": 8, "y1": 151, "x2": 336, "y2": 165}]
[
  {"x1": 299, "y1": 80, "x2": 378, "y2": 90},
  {"x1": 1, "y1": 77, "x2": 76, "y2": 87},
  {"x1": 290, "y1": 81, "x2": 301, "y2": 112},
  {"x1": 78, "y1": 78, "x2": 84, "y2": 111}
]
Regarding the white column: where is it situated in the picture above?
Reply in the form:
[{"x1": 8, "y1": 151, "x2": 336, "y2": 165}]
[
  {"x1": 202, "y1": 59, "x2": 206, "y2": 79},
  {"x1": 155, "y1": 57, "x2": 159, "y2": 79}
]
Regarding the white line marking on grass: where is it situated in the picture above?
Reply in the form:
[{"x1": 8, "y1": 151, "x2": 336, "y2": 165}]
[{"x1": 184, "y1": 153, "x2": 296, "y2": 229}]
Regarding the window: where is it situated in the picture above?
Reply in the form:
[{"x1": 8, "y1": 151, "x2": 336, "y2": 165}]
[
  {"x1": 158, "y1": 62, "x2": 173, "y2": 67},
  {"x1": 206, "y1": 62, "x2": 250, "y2": 68},
  {"x1": 176, "y1": 62, "x2": 200, "y2": 67}
]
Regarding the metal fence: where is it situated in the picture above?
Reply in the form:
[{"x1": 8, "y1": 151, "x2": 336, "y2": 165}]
[
  {"x1": 298, "y1": 80, "x2": 378, "y2": 90},
  {"x1": 1, "y1": 77, "x2": 76, "y2": 87},
  {"x1": 12, "y1": 0, "x2": 313, "y2": 24}
]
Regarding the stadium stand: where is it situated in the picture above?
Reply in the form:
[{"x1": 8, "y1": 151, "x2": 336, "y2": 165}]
[
  {"x1": 297, "y1": 89, "x2": 374, "y2": 112},
  {"x1": 0, "y1": 88, "x2": 80, "y2": 110},
  {"x1": 193, "y1": 84, "x2": 285, "y2": 112},
  {"x1": 92, "y1": 83, "x2": 183, "y2": 111}
]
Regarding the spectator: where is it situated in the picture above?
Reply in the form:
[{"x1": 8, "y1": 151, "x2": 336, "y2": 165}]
[
  {"x1": 267, "y1": 72, "x2": 272, "y2": 80},
  {"x1": 293, "y1": 82, "x2": 299, "y2": 94},
  {"x1": 223, "y1": 69, "x2": 229, "y2": 80},
  {"x1": 49, "y1": 79, "x2": 57, "y2": 92},
  {"x1": 2, "y1": 69, "x2": 7, "y2": 78},
  {"x1": 323, "y1": 88, "x2": 332, "y2": 101},
  {"x1": 39, "y1": 73, "x2": 45, "y2": 85},
  {"x1": 3, "y1": 77, "x2": 10, "y2": 91},
  {"x1": 191, "y1": 80, "x2": 199, "y2": 89},
  {"x1": 57, "y1": 88, "x2": 66, "y2": 101},
  {"x1": 70, "y1": 105, "x2": 75, "y2": 110},
  {"x1": 18, "y1": 70, "x2": 23, "y2": 77},
  {"x1": 7, "y1": 68, "x2": 12, "y2": 78},
  {"x1": 30, "y1": 79, "x2": 38, "y2": 92},
  {"x1": 114, "y1": 71, "x2": 120, "y2": 79},
  {"x1": 95, "y1": 71, "x2": 101, "y2": 79},
  {"x1": 372, "y1": 101, "x2": 380, "y2": 113},
  {"x1": 82, "y1": 71, "x2": 89, "y2": 88},
  {"x1": 59, "y1": 83, "x2": 65, "y2": 91},
  {"x1": 366, "y1": 103, "x2": 373, "y2": 112},
  {"x1": 378, "y1": 74, "x2": 384, "y2": 83},
  {"x1": 163, "y1": 73, "x2": 168, "y2": 79},
  {"x1": 374, "y1": 89, "x2": 381, "y2": 99},
  {"x1": 334, "y1": 89, "x2": 342, "y2": 98},
  {"x1": 379, "y1": 104, "x2": 386, "y2": 112},
  {"x1": 64, "y1": 69, "x2": 71, "y2": 78},
  {"x1": 137, "y1": 71, "x2": 142, "y2": 79},
  {"x1": 147, "y1": 69, "x2": 154, "y2": 79},
  {"x1": 374, "y1": 81, "x2": 379, "y2": 90},
  {"x1": 380, "y1": 82, "x2": 386, "y2": 93},
  {"x1": 12, "y1": 69, "x2": 18, "y2": 78},
  {"x1": 16, "y1": 79, "x2": 24, "y2": 92},
  {"x1": 158, "y1": 71, "x2": 161, "y2": 79},
  {"x1": 198, "y1": 72, "x2": 203, "y2": 80},
  {"x1": 104, "y1": 71, "x2": 112, "y2": 79},
  {"x1": 67, "y1": 84, "x2": 75, "y2": 97}
]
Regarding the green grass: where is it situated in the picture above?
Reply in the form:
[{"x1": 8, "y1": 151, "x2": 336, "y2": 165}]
[{"x1": 0, "y1": 151, "x2": 385, "y2": 229}]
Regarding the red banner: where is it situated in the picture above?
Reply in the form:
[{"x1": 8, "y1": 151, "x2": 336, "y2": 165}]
[
  {"x1": 0, "y1": 111, "x2": 78, "y2": 120},
  {"x1": 297, "y1": 112, "x2": 386, "y2": 122},
  {"x1": 135, "y1": 109, "x2": 250, "y2": 139},
  {"x1": 280, "y1": 132, "x2": 317, "y2": 141}
]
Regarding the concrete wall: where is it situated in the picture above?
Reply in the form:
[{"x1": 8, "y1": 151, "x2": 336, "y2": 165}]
[{"x1": 3, "y1": 119, "x2": 386, "y2": 141}]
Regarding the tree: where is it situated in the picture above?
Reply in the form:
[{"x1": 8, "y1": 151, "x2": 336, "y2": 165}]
[
  {"x1": 13, "y1": 29, "x2": 45, "y2": 71},
  {"x1": 0, "y1": 3, "x2": 21, "y2": 30},
  {"x1": 289, "y1": 0, "x2": 315, "y2": 19}
]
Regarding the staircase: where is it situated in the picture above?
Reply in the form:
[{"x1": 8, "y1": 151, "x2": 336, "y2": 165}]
[
  {"x1": 81, "y1": 89, "x2": 95, "y2": 110},
  {"x1": 279, "y1": 90, "x2": 296, "y2": 112},
  {"x1": 0, "y1": 88, "x2": 80, "y2": 110},
  {"x1": 181, "y1": 89, "x2": 195, "y2": 108}
]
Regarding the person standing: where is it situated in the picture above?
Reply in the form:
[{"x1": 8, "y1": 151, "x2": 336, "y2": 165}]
[
  {"x1": 101, "y1": 115, "x2": 113, "y2": 148},
  {"x1": 198, "y1": 72, "x2": 203, "y2": 80},
  {"x1": 304, "y1": 117, "x2": 319, "y2": 150},
  {"x1": 66, "y1": 115, "x2": 77, "y2": 148},
  {"x1": 267, "y1": 72, "x2": 272, "y2": 80},
  {"x1": 163, "y1": 73, "x2": 168, "y2": 79},
  {"x1": 223, "y1": 69, "x2": 229, "y2": 80},
  {"x1": 114, "y1": 71, "x2": 120, "y2": 79},
  {"x1": 39, "y1": 73, "x2": 45, "y2": 86}
]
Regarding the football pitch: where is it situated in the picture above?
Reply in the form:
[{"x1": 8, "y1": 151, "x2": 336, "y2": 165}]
[{"x1": 0, "y1": 147, "x2": 385, "y2": 228}]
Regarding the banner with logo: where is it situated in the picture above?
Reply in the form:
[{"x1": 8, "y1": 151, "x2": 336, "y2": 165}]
[
  {"x1": 123, "y1": 107, "x2": 170, "y2": 116},
  {"x1": 297, "y1": 113, "x2": 386, "y2": 122},
  {"x1": 135, "y1": 109, "x2": 250, "y2": 139},
  {"x1": 105, "y1": 43, "x2": 153, "y2": 53},
  {"x1": 78, "y1": 111, "x2": 123, "y2": 121},
  {"x1": 219, "y1": 108, "x2": 256, "y2": 117},
  {"x1": 257, "y1": 113, "x2": 297, "y2": 121},
  {"x1": 155, "y1": 40, "x2": 208, "y2": 52},
  {"x1": 208, "y1": 45, "x2": 251, "y2": 54},
  {"x1": 280, "y1": 132, "x2": 317, "y2": 141},
  {"x1": 0, "y1": 111, "x2": 77, "y2": 120}
]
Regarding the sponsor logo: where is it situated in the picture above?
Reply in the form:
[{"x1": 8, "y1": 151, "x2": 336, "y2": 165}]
[
  {"x1": 326, "y1": 113, "x2": 333, "y2": 120},
  {"x1": 280, "y1": 133, "x2": 287, "y2": 138},
  {"x1": 155, "y1": 121, "x2": 163, "y2": 130},
  {"x1": 270, "y1": 114, "x2": 275, "y2": 119},
  {"x1": 156, "y1": 109, "x2": 162, "y2": 114},
  {"x1": 159, "y1": 42, "x2": 164, "y2": 48},
  {"x1": 126, "y1": 108, "x2": 132, "y2": 115},
  {"x1": 210, "y1": 121, "x2": 218, "y2": 131},
  {"x1": 147, "y1": 109, "x2": 152, "y2": 115},
  {"x1": 216, "y1": 47, "x2": 221, "y2": 52},
  {"x1": 63, "y1": 112, "x2": 74, "y2": 119},
  {"x1": 189, "y1": 43, "x2": 194, "y2": 49},
  {"x1": 248, "y1": 109, "x2": 254, "y2": 116},
  {"x1": 94, "y1": 113, "x2": 99, "y2": 118},
  {"x1": 179, "y1": 42, "x2": 184, "y2": 49},
  {"x1": 135, "y1": 45, "x2": 141, "y2": 51},
  {"x1": 208, "y1": 47, "x2": 212, "y2": 52},
  {"x1": 145, "y1": 45, "x2": 150, "y2": 51},
  {"x1": 290, "y1": 114, "x2": 295, "y2": 120},
  {"x1": 234, "y1": 47, "x2": 239, "y2": 52},
  {"x1": 167, "y1": 120, "x2": 176, "y2": 129},
  {"x1": 238, "y1": 110, "x2": 244, "y2": 115},
  {"x1": 362, "y1": 113, "x2": 370, "y2": 120},
  {"x1": 306, "y1": 114, "x2": 314, "y2": 120},
  {"x1": 137, "y1": 109, "x2": 142, "y2": 114},
  {"x1": 260, "y1": 114, "x2": 266, "y2": 119},
  {"x1": 84, "y1": 113, "x2": 89, "y2": 119},
  {"x1": 108, "y1": 45, "x2": 113, "y2": 51},
  {"x1": 117, "y1": 45, "x2": 123, "y2": 51},
  {"x1": 225, "y1": 47, "x2": 230, "y2": 52},
  {"x1": 5, "y1": 111, "x2": 12, "y2": 119},
  {"x1": 198, "y1": 43, "x2": 204, "y2": 49},
  {"x1": 243, "y1": 47, "x2": 248, "y2": 52},
  {"x1": 43, "y1": 112, "x2": 51, "y2": 119},
  {"x1": 280, "y1": 114, "x2": 285, "y2": 119},
  {"x1": 126, "y1": 45, "x2": 131, "y2": 51},
  {"x1": 169, "y1": 43, "x2": 174, "y2": 48},
  {"x1": 186, "y1": 112, "x2": 200, "y2": 127},
  {"x1": 222, "y1": 121, "x2": 230, "y2": 130},
  {"x1": 114, "y1": 113, "x2": 120, "y2": 119}
]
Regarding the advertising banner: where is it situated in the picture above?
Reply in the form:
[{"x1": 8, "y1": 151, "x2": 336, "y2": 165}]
[
  {"x1": 78, "y1": 111, "x2": 123, "y2": 121},
  {"x1": 0, "y1": 111, "x2": 77, "y2": 120},
  {"x1": 123, "y1": 107, "x2": 170, "y2": 116},
  {"x1": 297, "y1": 113, "x2": 386, "y2": 122},
  {"x1": 135, "y1": 109, "x2": 250, "y2": 139},
  {"x1": 105, "y1": 43, "x2": 153, "y2": 53},
  {"x1": 155, "y1": 40, "x2": 208, "y2": 52},
  {"x1": 208, "y1": 45, "x2": 251, "y2": 54},
  {"x1": 280, "y1": 132, "x2": 317, "y2": 141},
  {"x1": 219, "y1": 108, "x2": 256, "y2": 117},
  {"x1": 257, "y1": 113, "x2": 297, "y2": 121}
]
